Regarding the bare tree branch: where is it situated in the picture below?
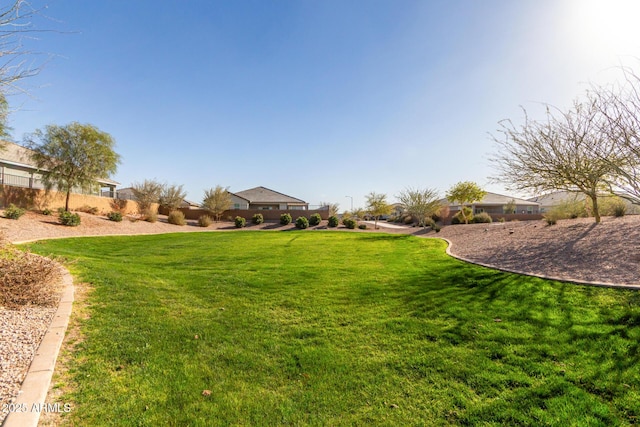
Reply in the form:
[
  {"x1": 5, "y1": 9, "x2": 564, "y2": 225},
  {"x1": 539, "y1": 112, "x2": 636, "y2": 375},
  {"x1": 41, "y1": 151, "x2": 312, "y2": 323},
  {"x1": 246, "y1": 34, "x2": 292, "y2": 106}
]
[{"x1": 489, "y1": 98, "x2": 619, "y2": 223}]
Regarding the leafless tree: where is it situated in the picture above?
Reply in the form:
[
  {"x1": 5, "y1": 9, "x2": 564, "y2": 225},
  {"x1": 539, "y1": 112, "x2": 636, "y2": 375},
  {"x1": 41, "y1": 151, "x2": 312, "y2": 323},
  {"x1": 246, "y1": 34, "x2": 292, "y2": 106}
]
[
  {"x1": 489, "y1": 99, "x2": 620, "y2": 223},
  {"x1": 0, "y1": 1, "x2": 45, "y2": 88},
  {"x1": 587, "y1": 67, "x2": 640, "y2": 205},
  {"x1": 0, "y1": 1, "x2": 53, "y2": 141}
]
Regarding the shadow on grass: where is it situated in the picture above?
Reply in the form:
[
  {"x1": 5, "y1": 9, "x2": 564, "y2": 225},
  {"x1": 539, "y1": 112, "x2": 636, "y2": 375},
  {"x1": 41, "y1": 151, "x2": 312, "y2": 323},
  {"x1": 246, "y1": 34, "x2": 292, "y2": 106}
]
[{"x1": 393, "y1": 256, "x2": 640, "y2": 424}]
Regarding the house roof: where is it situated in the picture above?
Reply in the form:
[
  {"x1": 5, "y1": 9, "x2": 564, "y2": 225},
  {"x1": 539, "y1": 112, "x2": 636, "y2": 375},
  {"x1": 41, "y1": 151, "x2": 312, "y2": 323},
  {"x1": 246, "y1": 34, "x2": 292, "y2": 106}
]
[
  {"x1": 229, "y1": 186, "x2": 307, "y2": 204},
  {"x1": 1, "y1": 140, "x2": 120, "y2": 186},
  {"x1": 444, "y1": 191, "x2": 539, "y2": 207},
  {"x1": 527, "y1": 191, "x2": 585, "y2": 206},
  {"x1": 0, "y1": 141, "x2": 33, "y2": 167}
]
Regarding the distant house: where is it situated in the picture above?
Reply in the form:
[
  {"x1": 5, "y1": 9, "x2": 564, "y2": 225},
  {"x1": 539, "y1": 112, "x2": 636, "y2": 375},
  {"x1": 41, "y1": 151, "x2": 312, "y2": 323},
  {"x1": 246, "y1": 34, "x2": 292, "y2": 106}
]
[
  {"x1": 528, "y1": 190, "x2": 640, "y2": 214},
  {"x1": 390, "y1": 203, "x2": 404, "y2": 217},
  {"x1": 180, "y1": 199, "x2": 201, "y2": 209},
  {"x1": 113, "y1": 187, "x2": 135, "y2": 200},
  {"x1": 1, "y1": 140, "x2": 118, "y2": 197},
  {"x1": 445, "y1": 191, "x2": 540, "y2": 215},
  {"x1": 527, "y1": 191, "x2": 584, "y2": 213},
  {"x1": 228, "y1": 186, "x2": 308, "y2": 210}
]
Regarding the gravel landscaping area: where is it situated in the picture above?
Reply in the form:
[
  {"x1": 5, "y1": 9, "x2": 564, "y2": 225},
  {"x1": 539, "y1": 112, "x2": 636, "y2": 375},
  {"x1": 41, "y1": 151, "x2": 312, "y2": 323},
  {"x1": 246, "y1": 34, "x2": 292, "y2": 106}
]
[{"x1": 0, "y1": 210, "x2": 638, "y2": 424}]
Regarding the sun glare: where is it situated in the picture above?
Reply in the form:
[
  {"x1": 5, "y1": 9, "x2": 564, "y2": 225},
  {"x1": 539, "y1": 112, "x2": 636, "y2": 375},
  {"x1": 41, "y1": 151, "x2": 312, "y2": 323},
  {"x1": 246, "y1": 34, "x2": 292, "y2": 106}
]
[{"x1": 569, "y1": 0, "x2": 640, "y2": 56}]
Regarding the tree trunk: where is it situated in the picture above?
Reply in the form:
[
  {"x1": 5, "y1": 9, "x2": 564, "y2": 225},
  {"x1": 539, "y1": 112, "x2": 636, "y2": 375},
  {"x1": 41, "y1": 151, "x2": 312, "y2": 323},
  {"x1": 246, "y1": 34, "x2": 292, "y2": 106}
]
[
  {"x1": 590, "y1": 194, "x2": 601, "y2": 223},
  {"x1": 65, "y1": 190, "x2": 71, "y2": 212}
]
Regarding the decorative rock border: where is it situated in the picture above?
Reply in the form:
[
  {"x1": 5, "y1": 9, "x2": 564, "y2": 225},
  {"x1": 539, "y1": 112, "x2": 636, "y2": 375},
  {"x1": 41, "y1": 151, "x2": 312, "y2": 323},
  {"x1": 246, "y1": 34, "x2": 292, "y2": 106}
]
[
  {"x1": 2, "y1": 265, "x2": 74, "y2": 427},
  {"x1": 440, "y1": 237, "x2": 640, "y2": 290}
]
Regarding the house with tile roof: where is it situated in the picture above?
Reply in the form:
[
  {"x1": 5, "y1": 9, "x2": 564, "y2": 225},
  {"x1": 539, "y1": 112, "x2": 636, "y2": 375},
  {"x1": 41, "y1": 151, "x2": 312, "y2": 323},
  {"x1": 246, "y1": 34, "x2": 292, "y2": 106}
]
[{"x1": 228, "y1": 186, "x2": 308, "y2": 210}]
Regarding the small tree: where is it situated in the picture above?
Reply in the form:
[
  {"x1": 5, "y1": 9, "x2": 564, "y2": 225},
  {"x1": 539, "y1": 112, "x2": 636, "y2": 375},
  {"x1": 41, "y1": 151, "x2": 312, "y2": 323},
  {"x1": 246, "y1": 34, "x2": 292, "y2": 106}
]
[
  {"x1": 351, "y1": 208, "x2": 366, "y2": 222},
  {"x1": 365, "y1": 192, "x2": 392, "y2": 229},
  {"x1": 159, "y1": 184, "x2": 187, "y2": 212},
  {"x1": 131, "y1": 179, "x2": 163, "y2": 217},
  {"x1": 202, "y1": 185, "x2": 232, "y2": 222},
  {"x1": 445, "y1": 181, "x2": 486, "y2": 224},
  {"x1": 397, "y1": 187, "x2": 442, "y2": 227},
  {"x1": 26, "y1": 123, "x2": 120, "y2": 212}
]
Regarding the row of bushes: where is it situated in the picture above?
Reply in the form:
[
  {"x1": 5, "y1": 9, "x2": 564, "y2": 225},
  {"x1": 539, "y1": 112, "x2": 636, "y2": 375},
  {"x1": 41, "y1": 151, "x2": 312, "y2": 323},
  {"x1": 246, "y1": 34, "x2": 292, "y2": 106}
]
[{"x1": 2, "y1": 204, "x2": 83, "y2": 227}]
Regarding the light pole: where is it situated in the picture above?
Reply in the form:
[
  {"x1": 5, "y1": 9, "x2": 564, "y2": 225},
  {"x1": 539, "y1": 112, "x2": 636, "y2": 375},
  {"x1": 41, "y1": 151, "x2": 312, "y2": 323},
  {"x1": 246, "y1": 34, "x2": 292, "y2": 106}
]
[{"x1": 345, "y1": 195, "x2": 353, "y2": 212}]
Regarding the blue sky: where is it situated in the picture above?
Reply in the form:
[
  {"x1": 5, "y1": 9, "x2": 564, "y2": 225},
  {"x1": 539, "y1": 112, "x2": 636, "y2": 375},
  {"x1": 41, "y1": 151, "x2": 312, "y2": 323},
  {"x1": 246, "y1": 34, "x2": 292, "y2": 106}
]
[{"x1": 8, "y1": 0, "x2": 640, "y2": 210}]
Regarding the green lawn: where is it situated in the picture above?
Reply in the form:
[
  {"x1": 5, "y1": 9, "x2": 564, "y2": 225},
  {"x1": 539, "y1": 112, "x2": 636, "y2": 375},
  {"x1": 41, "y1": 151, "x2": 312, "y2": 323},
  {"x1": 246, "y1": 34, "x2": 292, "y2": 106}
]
[{"x1": 27, "y1": 231, "x2": 640, "y2": 426}]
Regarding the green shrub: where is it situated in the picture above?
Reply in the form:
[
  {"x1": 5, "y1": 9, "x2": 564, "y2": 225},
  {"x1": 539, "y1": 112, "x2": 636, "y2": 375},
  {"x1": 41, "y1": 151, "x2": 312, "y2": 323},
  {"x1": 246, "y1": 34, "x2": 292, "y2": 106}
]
[
  {"x1": 327, "y1": 215, "x2": 339, "y2": 227},
  {"x1": 235, "y1": 216, "x2": 246, "y2": 228},
  {"x1": 343, "y1": 218, "x2": 356, "y2": 229},
  {"x1": 555, "y1": 199, "x2": 587, "y2": 219},
  {"x1": 452, "y1": 207, "x2": 473, "y2": 224},
  {"x1": 4, "y1": 204, "x2": 25, "y2": 220},
  {"x1": 358, "y1": 223, "x2": 367, "y2": 230},
  {"x1": 598, "y1": 196, "x2": 627, "y2": 217},
  {"x1": 613, "y1": 203, "x2": 626, "y2": 217},
  {"x1": 107, "y1": 211, "x2": 123, "y2": 222},
  {"x1": 59, "y1": 210, "x2": 81, "y2": 226},
  {"x1": 280, "y1": 213, "x2": 292, "y2": 225},
  {"x1": 544, "y1": 211, "x2": 562, "y2": 226},
  {"x1": 473, "y1": 212, "x2": 493, "y2": 223},
  {"x1": 168, "y1": 210, "x2": 186, "y2": 226},
  {"x1": 252, "y1": 213, "x2": 264, "y2": 225},
  {"x1": 295, "y1": 216, "x2": 309, "y2": 229},
  {"x1": 309, "y1": 213, "x2": 322, "y2": 226},
  {"x1": 42, "y1": 208, "x2": 52, "y2": 216},
  {"x1": 198, "y1": 215, "x2": 213, "y2": 227}
]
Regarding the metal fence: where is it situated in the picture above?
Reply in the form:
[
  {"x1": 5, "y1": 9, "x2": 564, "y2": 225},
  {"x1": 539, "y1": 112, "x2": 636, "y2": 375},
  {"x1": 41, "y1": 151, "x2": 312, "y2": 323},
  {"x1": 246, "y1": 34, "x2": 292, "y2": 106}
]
[{"x1": 0, "y1": 172, "x2": 45, "y2": 189}]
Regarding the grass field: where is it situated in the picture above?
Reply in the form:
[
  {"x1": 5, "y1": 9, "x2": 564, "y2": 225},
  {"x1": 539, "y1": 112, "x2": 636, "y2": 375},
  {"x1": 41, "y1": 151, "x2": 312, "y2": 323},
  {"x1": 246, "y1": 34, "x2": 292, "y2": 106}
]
[{"x1": 27, "y1": 231, "x2": 640, "y2": 426}]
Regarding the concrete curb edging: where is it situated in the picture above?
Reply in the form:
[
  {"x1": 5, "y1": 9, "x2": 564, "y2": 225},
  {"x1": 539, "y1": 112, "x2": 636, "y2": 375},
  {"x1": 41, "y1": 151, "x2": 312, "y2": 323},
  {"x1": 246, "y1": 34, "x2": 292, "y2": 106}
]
[
  {"x1": 2, "y1": 265, "x2": 74, "y2": 427},
  {"x1": 437, "y1": 237, "x2": 640, "y2": 290}
]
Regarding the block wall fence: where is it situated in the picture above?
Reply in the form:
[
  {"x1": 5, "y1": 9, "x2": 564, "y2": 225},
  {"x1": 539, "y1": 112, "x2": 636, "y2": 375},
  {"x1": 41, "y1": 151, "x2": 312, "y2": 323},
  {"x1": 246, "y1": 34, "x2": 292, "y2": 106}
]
[
  {"x1": 0, "y1": 185, "x2": 141, "y2": 214},
  {"x1": 164, "y1": 207, "x2": 330, "y2": 221}
]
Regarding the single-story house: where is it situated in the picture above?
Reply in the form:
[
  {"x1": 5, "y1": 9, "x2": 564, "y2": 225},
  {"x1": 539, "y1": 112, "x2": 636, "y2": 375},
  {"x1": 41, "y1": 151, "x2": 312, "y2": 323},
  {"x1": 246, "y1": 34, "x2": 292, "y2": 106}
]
[
  {"x1": 527, "y1": 191, "x2": 584, "y2": 213},
  {"x1": 1, "y1": 140, "x2": 119, "y2": 197},
  {"x1": 228, "y1": 186, "x2": 308, "y2": 210},
  {"x1": 444, "y1": 191, "x2": 540, "y2": 215},
  {"x1": 528, "y1": 190, "x2": 640, "y2": 214}
]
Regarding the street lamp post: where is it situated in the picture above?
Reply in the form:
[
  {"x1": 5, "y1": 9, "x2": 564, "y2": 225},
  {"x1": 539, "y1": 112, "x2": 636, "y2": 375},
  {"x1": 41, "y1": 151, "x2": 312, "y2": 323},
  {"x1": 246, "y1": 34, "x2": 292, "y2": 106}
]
[{"x1": 345, "y1": 195, "x2": 353, "y2": 212}]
